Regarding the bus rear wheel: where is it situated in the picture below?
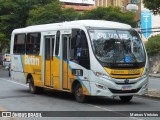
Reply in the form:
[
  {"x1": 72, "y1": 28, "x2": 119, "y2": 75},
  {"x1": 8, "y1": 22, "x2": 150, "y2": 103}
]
[
  {"x1": 75, "y1": 84, "x2": 86, "y2": 103},
  {"x1": 29, "y1": 77, "x2": 43, "y2": 94},
  {"x1": 119, "y1": 96, "x2": 133, "y2": 103}
]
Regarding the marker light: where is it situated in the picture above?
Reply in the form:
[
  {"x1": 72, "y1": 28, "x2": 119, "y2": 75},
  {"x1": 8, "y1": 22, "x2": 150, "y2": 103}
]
[{"x1": 92, "y1": 71, "x2": 110, "y2": 79}]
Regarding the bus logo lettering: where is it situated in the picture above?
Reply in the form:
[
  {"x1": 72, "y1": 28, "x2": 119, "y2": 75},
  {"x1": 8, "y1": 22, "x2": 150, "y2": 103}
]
[{"x1": 25, "y1": 55, "x2": 39, "y2": 66}]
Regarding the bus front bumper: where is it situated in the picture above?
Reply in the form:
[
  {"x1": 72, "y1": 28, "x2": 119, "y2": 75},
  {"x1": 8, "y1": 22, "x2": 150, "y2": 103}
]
[{"x1": 89, "y1": 76, "x2": 149, "y2": 97}]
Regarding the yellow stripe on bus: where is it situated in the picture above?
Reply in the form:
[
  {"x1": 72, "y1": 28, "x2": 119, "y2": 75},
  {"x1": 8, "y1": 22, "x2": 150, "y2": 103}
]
[{"x1": 104, "y1": 67, "x2": 144, "y2": 79}]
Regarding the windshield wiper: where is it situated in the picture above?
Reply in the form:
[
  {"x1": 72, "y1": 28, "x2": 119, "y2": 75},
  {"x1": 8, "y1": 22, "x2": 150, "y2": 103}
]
[{"x1": 104, "y1": 38, "x2": 117, "y2": 63}]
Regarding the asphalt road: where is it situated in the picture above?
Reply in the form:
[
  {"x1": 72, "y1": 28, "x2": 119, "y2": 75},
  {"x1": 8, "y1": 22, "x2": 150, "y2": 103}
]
[
  {"x1": 0, "y1": 69, "x2": 160, "y2": 120},
  {"x1": 149, "y1": 77, "x2": 160, "y2": 90}
]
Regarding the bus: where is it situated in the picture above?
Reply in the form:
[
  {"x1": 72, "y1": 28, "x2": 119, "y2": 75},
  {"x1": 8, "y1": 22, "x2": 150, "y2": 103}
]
[{"x1": 10, "y1": 20, "x2": 149, "y2": 102}]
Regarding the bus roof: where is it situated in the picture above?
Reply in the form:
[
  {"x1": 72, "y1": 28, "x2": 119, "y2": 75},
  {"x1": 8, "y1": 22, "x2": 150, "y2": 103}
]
[{"x1": 12, "y1": 20, "x2": 132, "y2": 33}]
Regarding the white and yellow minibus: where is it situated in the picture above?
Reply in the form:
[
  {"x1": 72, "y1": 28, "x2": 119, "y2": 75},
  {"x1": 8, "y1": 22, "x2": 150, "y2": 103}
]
[{"x1": 10, "y1": 20, "x2": 149, "y2": 102}]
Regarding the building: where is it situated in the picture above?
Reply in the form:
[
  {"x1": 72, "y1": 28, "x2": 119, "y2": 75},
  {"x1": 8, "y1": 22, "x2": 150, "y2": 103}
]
[
  {"x1": 95, "y1": 0, "x2": 141, "y2": 22},
  {"x1": 59, "y1": 0, "x2": 141, "y2": 22},
  {"x1": 95, "y1": 0, "x2": 123, "y2": 7},
  {"x1": 59, "y1": 0, "x2": 95, "y2": 11}
]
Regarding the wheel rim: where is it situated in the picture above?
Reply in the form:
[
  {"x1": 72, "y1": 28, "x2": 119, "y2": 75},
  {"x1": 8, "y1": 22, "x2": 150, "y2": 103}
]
[
  {"x1": 76, "y1": 88, "x2": 83, "y2": 97},
  {"x1": 75, "y1": 86, "x2": 85, "y2": 103}
]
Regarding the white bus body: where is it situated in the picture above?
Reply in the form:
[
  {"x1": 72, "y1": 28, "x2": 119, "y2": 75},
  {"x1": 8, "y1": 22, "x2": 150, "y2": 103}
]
[{"x1": 10, "y1": 20, "x2": 149, "y2": 102}]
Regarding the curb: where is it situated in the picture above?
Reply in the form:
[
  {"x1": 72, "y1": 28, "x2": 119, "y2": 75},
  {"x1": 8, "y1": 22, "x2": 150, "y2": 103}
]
[
  {"x1": 142, "y1": 94, "x2": 160, "y2": 100},
  {"x1": 142, "y1": 89, "x2": 160, "y2": 100}
]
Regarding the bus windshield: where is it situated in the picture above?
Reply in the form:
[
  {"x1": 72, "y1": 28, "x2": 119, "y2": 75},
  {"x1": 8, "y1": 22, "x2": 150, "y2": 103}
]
[{"x1": 89, "y1": 29, "x2": 146, "y2": 63}]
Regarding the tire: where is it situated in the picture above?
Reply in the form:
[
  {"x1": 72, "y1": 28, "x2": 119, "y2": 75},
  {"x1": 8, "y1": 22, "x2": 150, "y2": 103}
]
[
  {"x1": 119, "y1": 96, "x2": 133, "y2": 103},
  {"x1": 75, "y1": 84, "x2": 86, "y2": 103},
  {"x1": 29, "y1": 77, "x2": 43, "y2": 94}
]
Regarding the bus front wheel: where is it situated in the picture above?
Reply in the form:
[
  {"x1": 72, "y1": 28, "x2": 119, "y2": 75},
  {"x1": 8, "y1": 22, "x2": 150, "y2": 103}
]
[
  {"x1": 75, "y1": 84, "x2": 86, "y2": 103},
  {"x1": 119, "y1": 96, "x2": 133, "y2": 102}
]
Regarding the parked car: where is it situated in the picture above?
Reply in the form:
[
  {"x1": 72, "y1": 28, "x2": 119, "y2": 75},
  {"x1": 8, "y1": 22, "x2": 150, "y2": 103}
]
[{"x1": 3, "y1": 53, "x2": 10, "y2": 68}]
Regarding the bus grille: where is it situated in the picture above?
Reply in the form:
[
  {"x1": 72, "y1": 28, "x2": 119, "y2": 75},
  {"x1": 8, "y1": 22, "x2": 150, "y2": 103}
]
[
  {"x1": 104, "y1": 67, "x2": 144, "y2": 79},
  {"x1": 108, "y1": 88, "x2": 141, "y2": 94},
  {"x1": 115, "y1": 82, "x2": 136, "y2": 85}
]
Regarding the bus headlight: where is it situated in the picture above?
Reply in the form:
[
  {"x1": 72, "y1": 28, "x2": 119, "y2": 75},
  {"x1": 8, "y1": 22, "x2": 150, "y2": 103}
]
[
  {"x1": 95, "y1": 83, "x2": 106, "y2": 90},
  {"x1": 92, "y1": 71, "x2": 110, "y2": 79}
]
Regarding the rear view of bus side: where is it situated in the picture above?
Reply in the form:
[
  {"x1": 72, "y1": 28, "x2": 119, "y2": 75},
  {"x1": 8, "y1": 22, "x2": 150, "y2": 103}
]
[{"x1": 10, "y1": 20, "x2": 149, "y2": 102}]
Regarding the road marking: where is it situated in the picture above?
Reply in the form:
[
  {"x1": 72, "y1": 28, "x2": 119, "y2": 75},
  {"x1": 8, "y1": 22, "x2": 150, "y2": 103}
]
[
  {"x1": 94, "y1": 105, "x2": 112, "y2": 111},
  {"x1": 0, "y1": 107, "x2": 6, "y2": 111},
  {"x1": 88, "y1": 104, "x2": 143, "y2": 120},
  {"x1": 0, "y1": 78, "x2": 28, "y2": 87}
]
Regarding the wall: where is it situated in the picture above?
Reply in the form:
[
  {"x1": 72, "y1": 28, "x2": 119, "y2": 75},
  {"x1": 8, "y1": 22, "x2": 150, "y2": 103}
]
[{"x1": 148, "y1": 53, "x2": 160, "y2": 73}]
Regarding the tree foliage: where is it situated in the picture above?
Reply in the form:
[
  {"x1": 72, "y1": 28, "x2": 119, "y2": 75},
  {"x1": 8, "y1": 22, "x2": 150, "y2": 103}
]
[
  {"x1": 0, "y1": 0, "x2": 137, "y2": 51},
  {"x1": 0, "y1": 32, "x2": 9, "y2": 51},
  {"x1": 143, "y1": 0, "x2": 160, "y2": 14},
  {"x1": 0, "y1": 0, "x2": 53, "y2": 33},
  {"x1": 28, "y1": 6, "x2": 136, "y2": 27},
  {"x1": 27, "y1": 1, "x2": 79, "y2": 25},
  {"x1": 80, "y1": 7, "x2": 137, "y2": 27},
  {"x1": 0, "y1": 0, "x2": 53, "y2": 51},
  {"x1": 145, "y1": 34, "x2": 160, "y2": 55}
]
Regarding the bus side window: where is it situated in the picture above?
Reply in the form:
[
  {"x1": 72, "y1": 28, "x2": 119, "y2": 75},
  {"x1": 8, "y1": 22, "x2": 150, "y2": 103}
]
[
  {"x1": 52, "y1": 37, "x2": 55, "y2": 60},
  {"x1": 71, "y1": 29, "x2": 90, "y2": 69},
  {"x1": 26, "y1": 33, "x2": 41, "y2": 55},
  {"x1": 79, "y1": 30, "x2": 89, "y2": 57},
  {"x1": 70, "y1": 29, "x2": 78, "y2": 60},
  {"x1": 55, "y1": 31, "x2": 60, "y2": 56},
  {"x1": 13, "y1": 34, "x2": 26, "y2": 54}
]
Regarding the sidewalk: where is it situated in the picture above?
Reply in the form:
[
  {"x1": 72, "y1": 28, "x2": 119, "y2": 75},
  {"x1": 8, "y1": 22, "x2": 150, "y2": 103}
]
[
  {"x1": 144, "y1": 73, "x2": 160, "y2": 99},
  {"x1": 149, "y1": 73, "x2": 160, "y2": 78}
]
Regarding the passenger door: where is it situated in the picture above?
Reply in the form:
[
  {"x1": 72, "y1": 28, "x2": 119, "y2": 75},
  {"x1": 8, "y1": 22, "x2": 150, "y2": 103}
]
[
  {"x1": 61, "y1": 32, "x2": 71, "y2": 90},
  {"x1": 44, "y1": 35, "x2": 55, "y2": 86}
]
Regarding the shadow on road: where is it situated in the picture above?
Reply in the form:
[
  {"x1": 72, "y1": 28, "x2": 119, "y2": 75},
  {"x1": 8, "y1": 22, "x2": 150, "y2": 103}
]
[{"x1": 15, "y1": 88, "x2": 144, "y2": 106}]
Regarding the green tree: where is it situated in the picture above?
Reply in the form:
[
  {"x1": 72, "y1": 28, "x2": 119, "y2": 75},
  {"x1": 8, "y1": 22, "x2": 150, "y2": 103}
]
[
  {"x1": 80, "y1": 7, "x2": 137, "y2": 27},
  {"x1": 143, "y1": 0, "x2": 160, "y2": 14},
  {"x1": 0, "y1": 32, "x2": 9, "y2": 52},
  {"x1": 145, "y1": 34, "x2": 160, "y2": 55},
  {"x1": 0, "y1": 0, "x2": 53, "y2": 34},
  {"x1": 0, "y1": 0, "x2": 53, "y2": 51},
  {"x1": 27, "y1": 1, "x2": 79, "y2": 25},
  {"x1": 60, "y1": 8, "x2": 79, "y2": 22}
]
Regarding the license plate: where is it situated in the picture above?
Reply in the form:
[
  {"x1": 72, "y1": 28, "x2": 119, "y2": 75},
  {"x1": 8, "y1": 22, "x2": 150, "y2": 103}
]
[{"x1": 122, "y1": 86, "x2": 131, "y2": 90}]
